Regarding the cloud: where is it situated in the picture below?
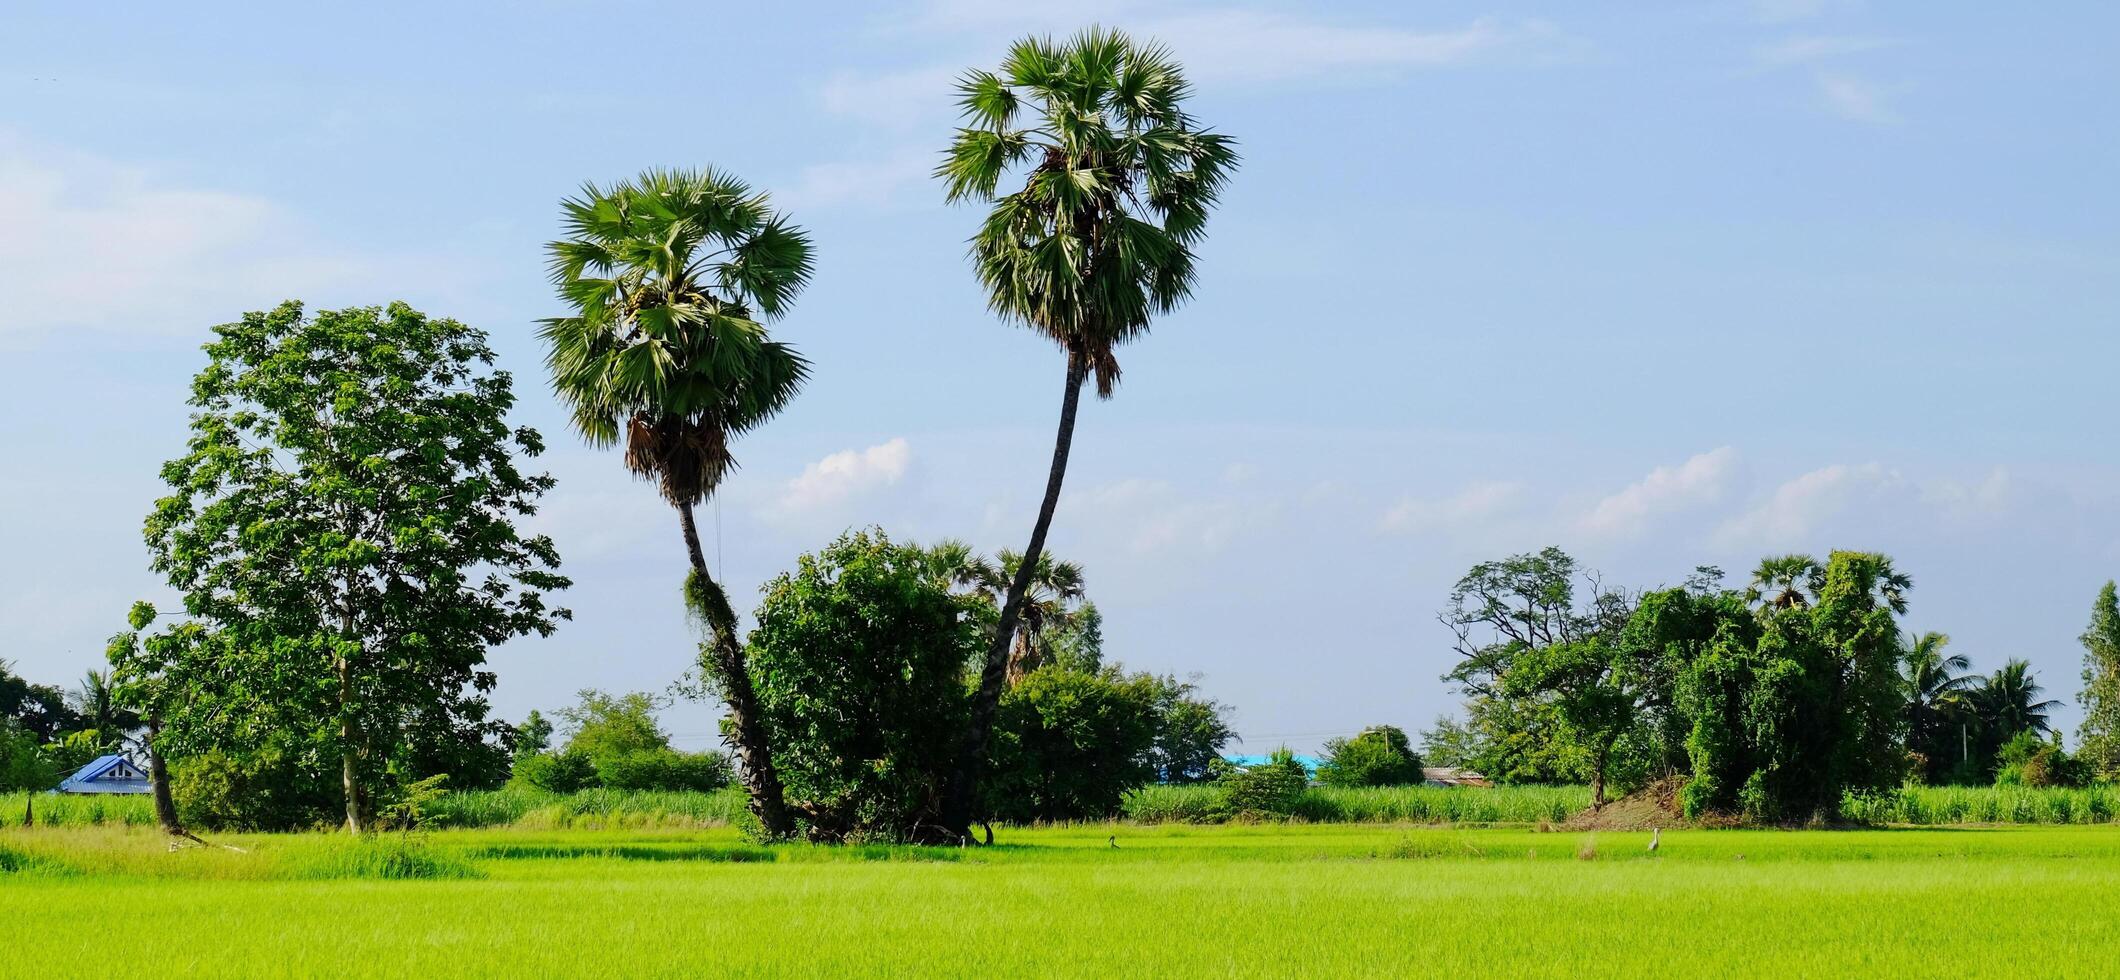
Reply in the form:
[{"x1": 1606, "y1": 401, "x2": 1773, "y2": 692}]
[
  {"x1": 1714, "y1": 462, "x2": 1900, "y2": 547},
  {"x1": 0, "y1": 132, "x2": 461, "y2": 344},
  {"x1": 1920, "y1": 468, "x2": 2011, "y2": 520},
  {"x1": 1754, "y1": 35, "x2": 1900, "y2": 67},
  {"x1": 1579, "y1": 447, "x2": 1738, "y2": 537},
  {"x1": 1813, "y1": 72, "x2": 1901, "y2": 123},
  {"x1": 1133, "y1": 13, "x2": 1582, "y2": 84},
  {"x1": 777, "y1": 147, "x2": 935, "y2": 212},
  {"x1": 772, "y1": 438, "x2": 912, "y2": 515},
  {"x1": 1381, "y1": 480, "x2": 1524, "y2": 534},
  {"x1": 1067, "y1": 478, "x2": 1253, "y2": 556}
]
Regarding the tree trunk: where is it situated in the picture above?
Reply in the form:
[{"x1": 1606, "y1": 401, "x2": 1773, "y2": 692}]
[
  {"x1": 678, "y1": 500, "x2": 793, "y2": 839},
  {"x1": 942, "y1": 357, "x2": 1088, "y2": 841},
  {"x1": 339, "y1": 652, "x2": 361, "y2": 833},
  {"x1": 146, "y1": 715, "x2": 182, "y2": 836}
]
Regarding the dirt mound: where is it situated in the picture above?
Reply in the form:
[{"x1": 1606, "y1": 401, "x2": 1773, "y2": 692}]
[{"x1": 1561, "y1": 777, "x2": 1727, "y2": 830}]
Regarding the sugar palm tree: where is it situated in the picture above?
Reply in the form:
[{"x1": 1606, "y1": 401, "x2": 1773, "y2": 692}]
[
  {"x1": 1745, "y1": 554, "x2": 1823, "y2": 610},
  {"x1": 542, "y1": 168, "x2": 812, "y2": 838},
  {"x1": 934, "y1": 28, "x2": 1236, "y2": 839},
  {"x1": 987, "y1": 550, "x2": 1088, "y2": 684}
]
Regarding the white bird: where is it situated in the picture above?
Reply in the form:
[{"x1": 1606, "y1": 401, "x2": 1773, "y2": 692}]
[{"x1": 1648, "y1": 827, "x2": 1661, "y2": 853}]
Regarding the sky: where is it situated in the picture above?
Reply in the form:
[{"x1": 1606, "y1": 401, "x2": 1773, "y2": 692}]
[{"x1": 2, "y1": 1, "x2": 2116, "y2": 753}]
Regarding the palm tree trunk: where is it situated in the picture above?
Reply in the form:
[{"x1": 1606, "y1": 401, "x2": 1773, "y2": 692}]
[
  {"x1": 678, "y1": 500, "x2": 793, "y2": 839},
  {"x1": 146, "y1": 715, "x2": 182, "y2": 836},
  {"x1": 943, "y1": 358, "x2": 1088, "y2": 841}
]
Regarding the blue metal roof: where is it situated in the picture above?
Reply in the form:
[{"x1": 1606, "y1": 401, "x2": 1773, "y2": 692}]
[{"x1": 56, "y1": 754, "x2": 151, "y2": 794}]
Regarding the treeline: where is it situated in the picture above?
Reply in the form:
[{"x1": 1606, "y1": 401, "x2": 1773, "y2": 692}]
[{"x1": 1423, "y1": 548, "x2": 2120, "y2": 821}]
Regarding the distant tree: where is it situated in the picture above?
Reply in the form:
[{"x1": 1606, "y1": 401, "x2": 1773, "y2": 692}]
[
  {"x1": 119, "y1": 302, "x2": 569, "y2": 831},
  {"x1": 513, "y1": 710, "x2": 554, "y2": 761},
  {"x1": 1973, "y1": 659, "x2": 2062, "y2": 741},
  {"x1": 747, "y1": 530, "x2": 981, "y2": 842},
  {"x1": 558, "y1": 691, "x2": 671, "y2": 760},
  {"x1": 1143, "y1": 671, "x2": 1233, "y2": 783},
  {"x1": 1046, "y1": 602, "x2": 1107, "y2": 674},
  {"x1": 1501, "y1": 636, "x2": 1648, "y2": 808},
  {"x1": 1317, "y1": 726, "x2": 1424, "y2": 788},
  {"x1": 68, "y1": 669, "x2": 138, "y2": 743},
  {"x1": 1902, "y1": 632, "x2": 1975, "y2": 782},
  {"x1": 1994, "y1": 731, "x2": 2091, "y2": 788},
  {"x1": 0, "y1": 719, "x2": 57, "y2": 793},
  {"x1": 2078, "y1": 582, "x2": 2120, "y2": 781},
  {"x1": 1744, "y1": 554, "x2": 1823, "y2": 611},
  {"x1": 0, "y1": 659, "x2": 80, "y2": 742},
  {"x1": 936, "y1": 28, "x2": 1238, "y2": 842},
  {"x1": 543, "y1": 169, "x2": 812, "y2": 840}
]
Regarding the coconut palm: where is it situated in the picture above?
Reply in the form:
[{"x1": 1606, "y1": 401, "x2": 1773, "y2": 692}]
[
  {"x1": 1974, "y1": 659, "x2": 2063, "y2": 739},
  {"x1": 934, "y1": 28, "x2": 1237, "y2": 840},
  {"x1": 68, "y1": 669, "x2": 138, "y2": 740},
  {"x1": 1745, "y1": 554, "x2": 1824, "y2": 610},
  {"x1": 542, "y1": 168, "x2": 812, "y2": 838},
  {"x1": 1901, "y1": 632, "x2": 1973, "y2": 778}
]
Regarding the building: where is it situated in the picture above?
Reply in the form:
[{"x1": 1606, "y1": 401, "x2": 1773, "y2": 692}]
[{"x1": 56, "y1": 754, "x2": 151, "y2": 794}]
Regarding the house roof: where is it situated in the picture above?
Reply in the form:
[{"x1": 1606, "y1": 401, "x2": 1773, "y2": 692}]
[{"x1": 57, "y1": 754, "x2": 151, "y2": 794}]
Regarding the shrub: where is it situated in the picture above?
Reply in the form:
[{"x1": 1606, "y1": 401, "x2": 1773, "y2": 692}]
[
  {"x1": 985, "y1": 666, "x2": 1157, "y2": 823},
  {"x1": 1995, "y1": 732, "x2": 2091, "y2": 789},
  {"x1": 1216, "y1": 747, "x2": 1309, "y2": 817},
  {"x1": 595, "y1": 749, "x2": 732, "y2": 793},
  {"x1": 170, "y1": 748, "x2": 339, "y2": 831},
  {"x1": 747, "y1": 529, "x2": 982, "y2": 842},
  {"x1": 1318, "y1": 726, "x2": 1424, "y2": 787},
  {"x1": 510, "y1": 751, "x2": 597, "y2": 794}
]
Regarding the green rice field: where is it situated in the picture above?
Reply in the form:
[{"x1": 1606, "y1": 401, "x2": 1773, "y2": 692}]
[{"x1": 6, "y1": 822, "x2": 2120, "y2": 976}]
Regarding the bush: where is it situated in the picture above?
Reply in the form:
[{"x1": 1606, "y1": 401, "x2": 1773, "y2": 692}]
[
  {"x1": 510, "y1": 751, "x2": 597, "y2": 794},
  {"x1": 1995, "y1": 732, "x2": 2092, "y2": 789},
  {"x1": 1216, "y1": 747, "x2": 1309, "y2": 817},
  {"x1": 170, "y1": 748, "x2": 339, "y2": 831},
  {"x1": 985, "y1": 666, "x2": 1157, "y2": 823},
  {"x1": 1318, "y1": 726, "x2": 1424, "y2": 787},
  {"x1": 747, "y1": 529, "x2": 982, "y2": 842},
  {"x1": 595, "y1": 749, "x2": 732, "y2": 793}
]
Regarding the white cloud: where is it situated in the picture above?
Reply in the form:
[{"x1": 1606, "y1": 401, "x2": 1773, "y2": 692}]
[
  {"x1": 1579, "y1": 447, "x2": 1738, "y2": 537},
  {"x1": 1920, "y1": 468, "x2": 2011, "y2": 519},
  {"x1": 0, "y1": 132, "x2": 459, "y2": 343},
  {"x1": 777, "y1": 148, "x2": 935, "y2": 212},
  {"x1": 1135, "y1": 13, "x2": 1580, "y2": 84},
  {"x1": 1754, "y1": 35, "x2": 1899, "y2": 67},
  {"x1": 1714, "y1": 462, "x2": 1900, "y2": 547},
  {"x1": 1381, "y1": 480, "x2": 1524, "y2": 534},
  {"x1": 1813, "y1": 72, "x2": 1901, "y2": 124},
  {"x1": 773, "y1": 438, "x2": 912, "y2": 515},
  {"x1": 1068, "y1": 477, "x2": 1253, "y2": 556}
]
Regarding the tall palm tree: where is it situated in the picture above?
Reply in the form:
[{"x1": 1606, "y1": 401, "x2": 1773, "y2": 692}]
[
  {"x1": 935, "y1": 28, "x2": 1237, "y2": 840},
  {"x1": 69, "y1": 669, "x2": 137, "y2": 738},
  {"x1": 542, "y1": 168, "x2": 813, "y2": 838},
  {"x1": 1745, "y1": 554, "x2": 1824, "y2": 610},
  {"x1": 993, "y1": 550, "x2": 1087, "y2": 684},
  {"x1": 1975, "y1": 658, "x2": 2063, "y2": 739},
  {"x1": 1901, "y1": 631, "x2": 1973, "y2": 776}
]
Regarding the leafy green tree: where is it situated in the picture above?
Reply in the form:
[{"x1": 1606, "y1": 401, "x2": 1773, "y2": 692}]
[
  {"x1": 513, "y1": 710, "x2": 554, "y2": 762},
  {"x1": 0, "y1": 719, "x2": 57, "y2": 793},
  {"x1": 1215, "y1": 747, "x2": 1308, "y2": 817},
  {"x1": 985, "y1": 665, "x2": 1159, "y2": 822},
  {"x1": 1317, "y1": 726, "x2": 1424, "y2": 788},
  {"x1": 117, "y1": 302, "x2": 570, "y2": 831},
  {"x1": 1500, "y1": 637, "x2": 1646, "y2": 807},
  {"x1": 2077, "y1": 582, "x2": 2120, "y2": 780},
  {"x1": 746, "y1": 530, "x2": 982, "y2": 842},
  {"x1": 936, "y1": 29, "x2": 1237, "y2": 841},
  {"x1": 542, "y1": 169, "x2": 811, "y2": 839},
  {"x1": 1902, "y1": 631, "x2": 1974, "y2": 782},
  {"x1": 0, "y1": 659, "x2": 81, "y2": 742},
  {"x1": 1143, "y1": 671, "x2": 1233, "y2": 783}
]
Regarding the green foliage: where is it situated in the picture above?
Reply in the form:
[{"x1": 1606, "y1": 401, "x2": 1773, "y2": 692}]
[
  {"x1": 985, "y1": 666, "x2": 1157, "y2": 822},
  {"x1": 1995, "y1": 732, "x2": 2092, "y2": 789},
  {"x1": 1120, "y1": 783, "x2": 1587, "y2": 825},
  {"x1": 558, "y1": 690, "x2": 671, "y2": 760},
  {"x1": 169, "y1": 748, "x2": 337, "y2": 831},
  {"x1": 116, "y1": 301, "x2": 570, "y2": 829},
  {"x1": 1318, "y1": 726, "x2": 1424, "y2": 788},
  {"x1": 1215, "y1": 748, "x2": 1310, "y2": 818},
  {"x1": 0, "y1": 720, "x2": 58, "y2": 793},
  {"x1": 510, "y1": 752, "x2": 598, "y2": 794},
  {"x1": 2081, "y1": 583, "x2": 2120, "y2": 781},
  {"x1": 0, "y1": 659, "x2": 82, "y2": 742},
  {"x1": 512, "y1": 710, "x2": 553, "y2": 761},
  {"x1": 594, "y1": 749, "x2": 731, "y2": 793},
  {"x1": 1144, "y1": 673, "x2": 1235, "y2": 783},
  {"x1": 746, "y1": 529, "x2": 982, "y2": 841}
]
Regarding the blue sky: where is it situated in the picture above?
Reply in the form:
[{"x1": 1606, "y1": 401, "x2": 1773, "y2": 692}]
[{"x1": 3, "y1": 1, "x2": 2115, "y2": 752}]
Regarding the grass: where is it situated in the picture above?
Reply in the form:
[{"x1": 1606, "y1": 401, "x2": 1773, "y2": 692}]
[
  {"x1": 1121, "y1": 782, "x2": 1589, "y2": 823},
  {"x1": 5, "y1": 822, "x2": 2120, "y2": 976}
]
